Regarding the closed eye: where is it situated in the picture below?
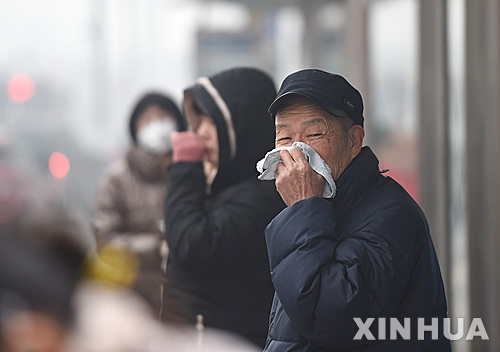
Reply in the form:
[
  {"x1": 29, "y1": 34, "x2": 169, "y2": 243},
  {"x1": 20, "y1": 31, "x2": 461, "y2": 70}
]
[{"x1": 277, "y1": 137, "x2": 291, "y2": 142}]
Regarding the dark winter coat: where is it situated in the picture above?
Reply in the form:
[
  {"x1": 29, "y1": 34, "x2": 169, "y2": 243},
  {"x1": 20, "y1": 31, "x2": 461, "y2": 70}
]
[
  {"x1": 162, "y1": 68, "x2": 286, "y2": 348},
  {"x1": 264, "y1": 147, "x2": 451, "y2": 352}
]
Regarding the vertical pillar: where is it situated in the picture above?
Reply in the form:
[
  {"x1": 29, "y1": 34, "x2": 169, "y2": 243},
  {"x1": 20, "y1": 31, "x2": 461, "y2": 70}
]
[
  {"x1": 90, "y1": 0, "x2": 110, "y2": 132},
  {"x1": 465, "y1": 0, "x2": 500, "y2": 350},
  {"x1": 418, "y1": 0, "x2": 451, "y2": 294},
  {"x1": 299, "y1": 0, "x2": 327, "y2": 68},
  {"x1": 344, "y1": 0, "x2": 369, "y2": 99}
]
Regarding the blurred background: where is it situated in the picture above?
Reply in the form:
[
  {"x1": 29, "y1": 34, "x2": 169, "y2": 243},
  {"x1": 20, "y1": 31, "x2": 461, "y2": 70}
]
[{"x1": 0, "y1": 0, "x2": 498, "y2": 351}]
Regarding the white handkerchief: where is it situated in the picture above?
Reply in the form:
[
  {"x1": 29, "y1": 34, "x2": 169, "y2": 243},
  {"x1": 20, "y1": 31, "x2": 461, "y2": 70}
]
[{"x1": 256, "y1": 142, "x2": 336, "y2": 198}]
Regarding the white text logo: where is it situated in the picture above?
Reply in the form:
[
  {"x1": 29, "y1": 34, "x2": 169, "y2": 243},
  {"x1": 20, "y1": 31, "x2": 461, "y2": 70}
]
[{"x1": 353, "y1": 318, "x2": 489, "y2": 341}]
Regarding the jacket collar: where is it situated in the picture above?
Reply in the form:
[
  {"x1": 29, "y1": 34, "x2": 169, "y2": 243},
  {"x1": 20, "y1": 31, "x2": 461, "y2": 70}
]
[{"x1": 331, "y1": 146, "x2": 380, "y2": 208}]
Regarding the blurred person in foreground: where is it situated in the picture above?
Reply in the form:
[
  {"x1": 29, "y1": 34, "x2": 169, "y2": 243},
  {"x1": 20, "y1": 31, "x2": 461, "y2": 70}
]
[
  {"x1": 0, "y1": 208, "x2": 257, "y2": 352},
  {"x1": 259, "y1": 69, "x2": 450, "y2": 351},
  {"x1": 92, "y1": 92, "x2": 185, "y2": 314},
  {"x1": 0, "y1": 209, "x2": 86, "y2": 352},
  {"x1": 160, "y1": 67, "x2": 285, "y2": 348},
  {"x1": 69, "y1": 273, "x2": 261, "y2": 352}
]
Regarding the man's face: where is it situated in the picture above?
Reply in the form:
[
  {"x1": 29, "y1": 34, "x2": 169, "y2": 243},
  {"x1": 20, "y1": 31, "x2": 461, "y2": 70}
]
[{"x1": 275, "y1": 96, "x2": 359, "y2": 181}]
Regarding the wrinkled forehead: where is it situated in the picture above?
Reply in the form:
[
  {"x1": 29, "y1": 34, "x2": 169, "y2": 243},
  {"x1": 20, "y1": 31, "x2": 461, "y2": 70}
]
[
  {"x1": 275, "y1": 95, "x2": 334, "y2": 128},
  {"x1": 275, "y1": 115, "x2": 329, "y2": 133}
]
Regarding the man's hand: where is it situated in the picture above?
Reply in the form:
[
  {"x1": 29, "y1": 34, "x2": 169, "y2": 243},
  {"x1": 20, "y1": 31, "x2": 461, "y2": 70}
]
[
  {"x1": 276, "y1": 147, "x2": 325, "y2": 206},
  {"x1": 171, "y1": 131, "x2": 206, "y2": 162}
]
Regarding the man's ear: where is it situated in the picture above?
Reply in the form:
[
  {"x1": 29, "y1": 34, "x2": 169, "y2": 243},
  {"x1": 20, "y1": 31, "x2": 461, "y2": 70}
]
[{"x1": 350, "y1": 125, "x2": 365, "y2": 156}]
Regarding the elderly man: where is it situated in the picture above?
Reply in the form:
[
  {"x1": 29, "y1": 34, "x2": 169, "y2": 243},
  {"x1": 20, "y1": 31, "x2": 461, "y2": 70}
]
[{"x1": 262, "y1": 69, "x2": 451, "y2": 351}]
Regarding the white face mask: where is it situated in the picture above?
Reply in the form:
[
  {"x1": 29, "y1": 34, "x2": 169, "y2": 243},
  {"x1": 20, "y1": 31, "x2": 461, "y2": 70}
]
[{"x1": 137, "y1": 118, "x2": 177, "y2": 155}]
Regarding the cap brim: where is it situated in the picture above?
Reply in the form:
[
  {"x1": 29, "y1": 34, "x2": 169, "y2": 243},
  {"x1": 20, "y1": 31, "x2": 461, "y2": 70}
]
[{"x1": 269, "y1": 90, "x2": 350, "y2": 118}]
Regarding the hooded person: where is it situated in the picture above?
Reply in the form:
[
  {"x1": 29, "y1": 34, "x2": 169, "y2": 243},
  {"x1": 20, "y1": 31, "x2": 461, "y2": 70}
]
[
  {"x1": 92, "y1": 92, "x2": 185, "y2": 315},
  {"x1": 160, "y1": 67, "x2": 285, "y2": 348}
]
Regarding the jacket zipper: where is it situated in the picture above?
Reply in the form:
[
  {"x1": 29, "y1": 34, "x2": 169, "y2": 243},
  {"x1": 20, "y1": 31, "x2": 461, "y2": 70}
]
[{"x1": 268, "y1": 320, "x2": 275, "y2": 336}]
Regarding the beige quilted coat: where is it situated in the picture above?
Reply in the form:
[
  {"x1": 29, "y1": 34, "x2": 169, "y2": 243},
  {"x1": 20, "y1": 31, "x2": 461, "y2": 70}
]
[
  {"x1": 92, "y1": 146, "x2": 169, "y2": 313},
  {"x1": 93, "y1": 146, "x2": 168, "y2": 250}
]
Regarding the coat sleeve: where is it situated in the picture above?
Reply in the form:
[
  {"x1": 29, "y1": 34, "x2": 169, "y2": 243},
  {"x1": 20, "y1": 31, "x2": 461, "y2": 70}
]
[
  {"x1": 266, "y1": 196, "x2": 417, "y2": 349},
  {"x1": 164, "y1": 162, "x2": 282, "y2": 272}
]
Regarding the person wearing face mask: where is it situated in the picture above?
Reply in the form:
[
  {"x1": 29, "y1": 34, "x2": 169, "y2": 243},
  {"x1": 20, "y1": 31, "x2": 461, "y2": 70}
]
[
  {"x1": 160, "y1": 68, "x2": 286, "y2": 348},
  {"x1": 92, "y1": 92, "x2": 185, "y2": 315}
]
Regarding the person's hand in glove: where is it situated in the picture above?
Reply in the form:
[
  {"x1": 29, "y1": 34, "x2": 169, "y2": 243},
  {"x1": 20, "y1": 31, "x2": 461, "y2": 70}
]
[{"x1": 171, "y1": 131, "x2": 206, "y2": 162}]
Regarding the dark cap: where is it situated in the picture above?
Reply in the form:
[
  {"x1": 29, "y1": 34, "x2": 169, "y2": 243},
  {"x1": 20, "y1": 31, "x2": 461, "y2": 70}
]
[{"x1": 269, "y1": 69, "x2": 364, "y2": 127}]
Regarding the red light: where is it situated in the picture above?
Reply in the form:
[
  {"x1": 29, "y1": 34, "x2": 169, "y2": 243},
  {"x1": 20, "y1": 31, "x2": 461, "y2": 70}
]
[
  {"x1": 49, "y1": 152, "x2": 70, "y2": 179},
  {"x1": 7, "y1": 73, "x2": 36, "y2": 103}
]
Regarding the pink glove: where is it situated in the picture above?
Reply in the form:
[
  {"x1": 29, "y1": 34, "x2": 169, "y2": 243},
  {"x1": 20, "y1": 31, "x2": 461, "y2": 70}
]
[{"x1": 171, "y1": 131, "x2": 206, "y2": 162}]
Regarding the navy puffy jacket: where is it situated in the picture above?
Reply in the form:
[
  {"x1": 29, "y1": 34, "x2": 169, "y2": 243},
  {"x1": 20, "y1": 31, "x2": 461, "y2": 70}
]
[{"x1": 264, "y1": 147, "x2": 451, "y2": 352}]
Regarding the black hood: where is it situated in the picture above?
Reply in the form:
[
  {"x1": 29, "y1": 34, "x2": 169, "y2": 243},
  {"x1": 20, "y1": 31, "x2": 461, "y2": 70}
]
[{"x1": 184, "y1": 67, "x2": 277, "y2": 194}]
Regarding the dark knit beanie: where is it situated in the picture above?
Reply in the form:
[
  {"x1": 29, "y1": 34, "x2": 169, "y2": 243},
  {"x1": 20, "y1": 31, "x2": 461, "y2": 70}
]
[{"x1": 129, "y1": 92, "x2": 185, "y2": 142}]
